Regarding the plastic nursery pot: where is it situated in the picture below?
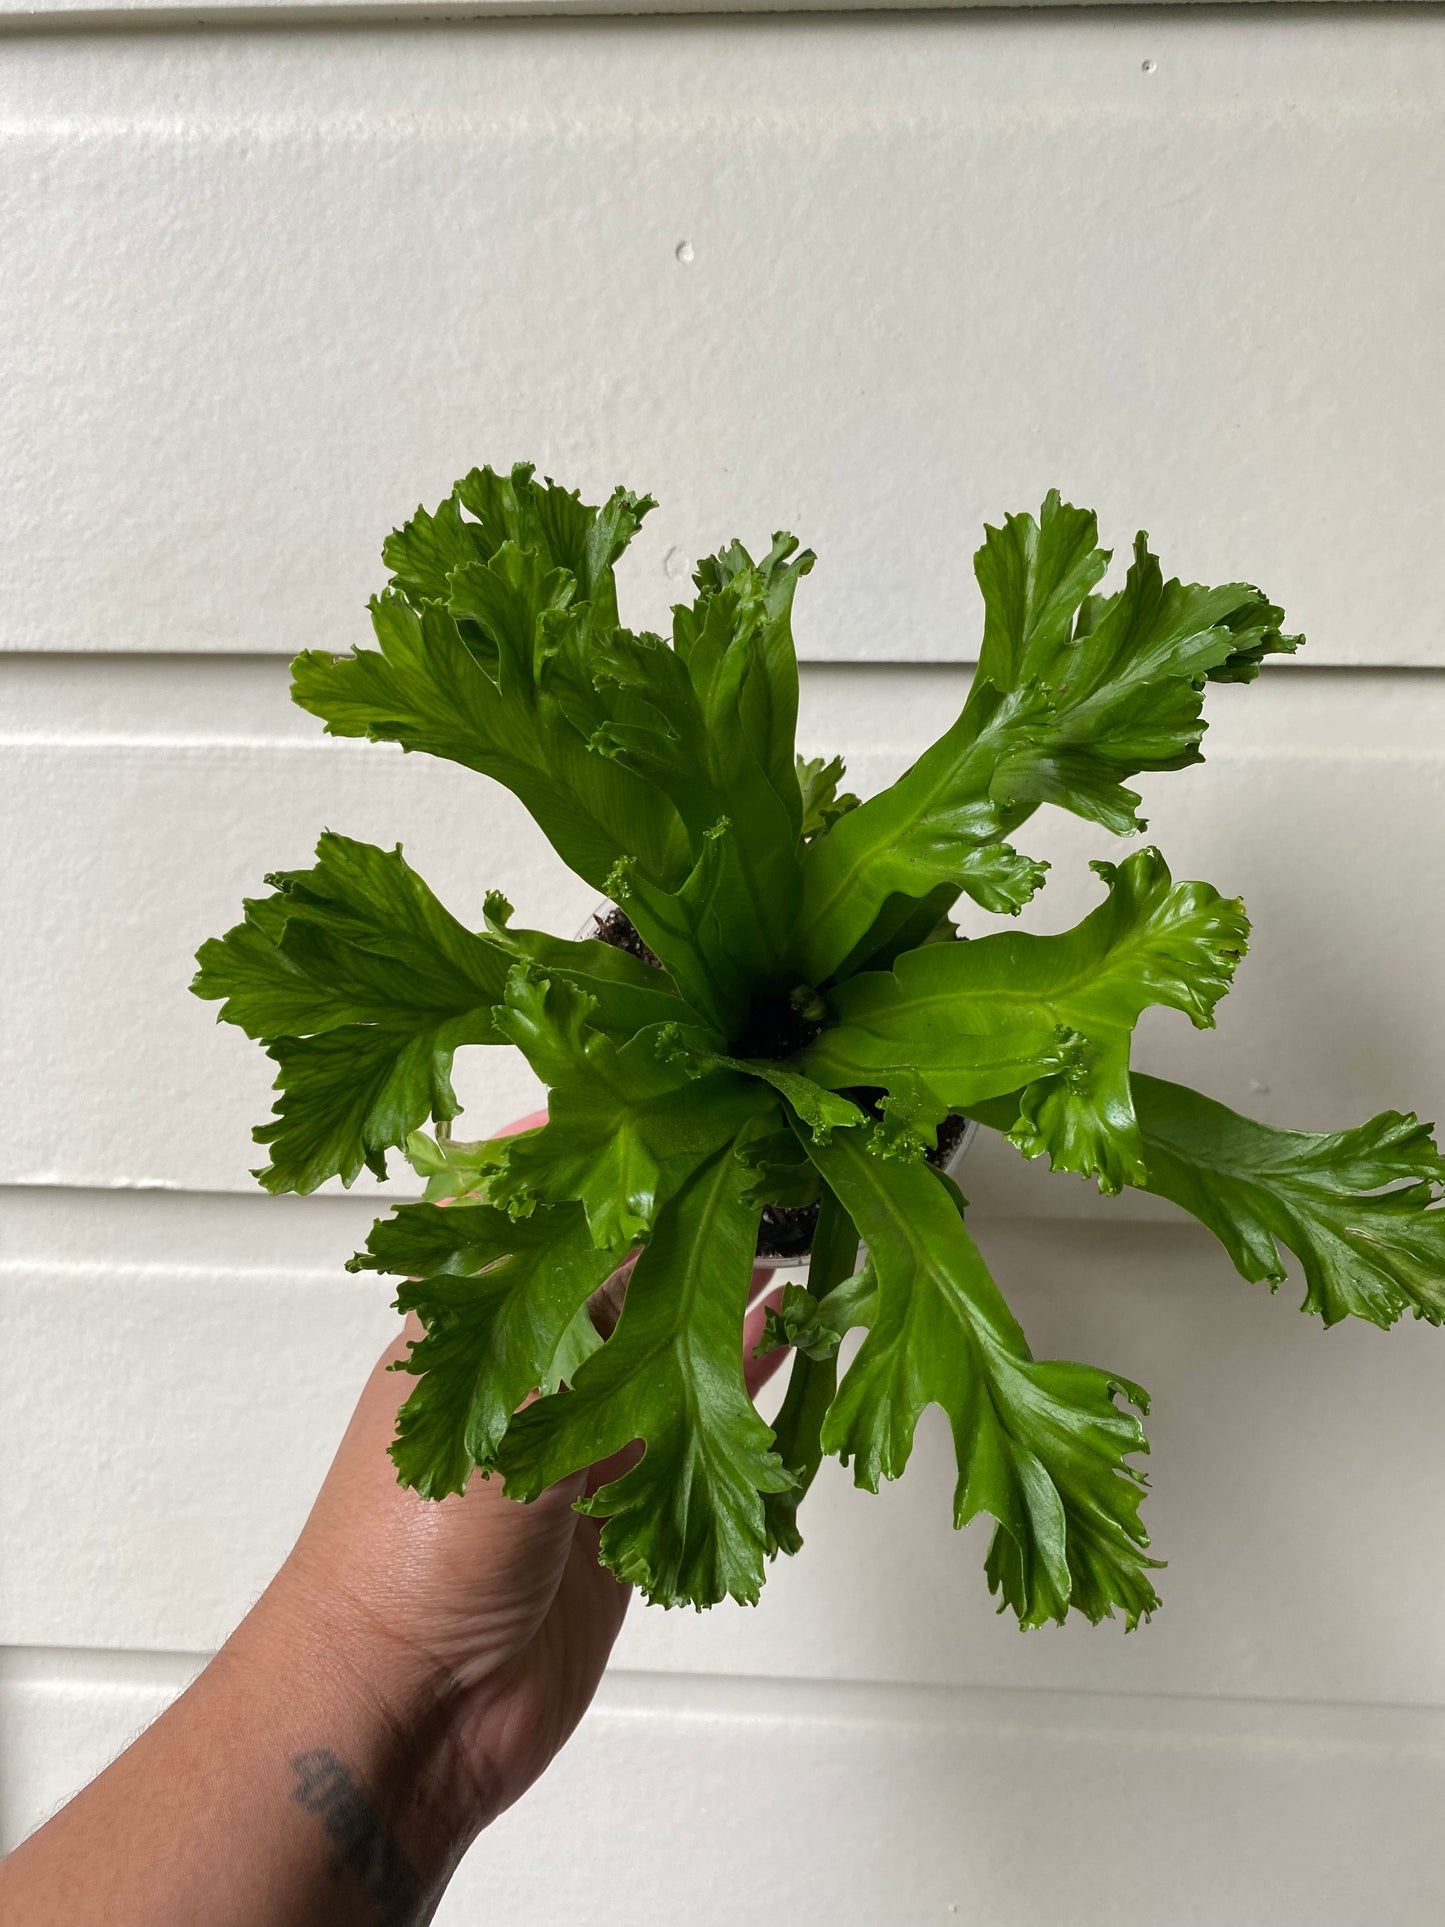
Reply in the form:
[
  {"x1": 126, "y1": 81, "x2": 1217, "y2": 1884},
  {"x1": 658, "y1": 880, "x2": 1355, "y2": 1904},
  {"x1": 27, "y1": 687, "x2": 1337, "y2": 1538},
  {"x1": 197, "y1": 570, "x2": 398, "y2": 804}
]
[
  {"x1": 754, "y1": 1112, "x2": 978, "y2": 1275},
  {"x1": 583, "y1": 902, "x2": 978, "y2": 1272}
]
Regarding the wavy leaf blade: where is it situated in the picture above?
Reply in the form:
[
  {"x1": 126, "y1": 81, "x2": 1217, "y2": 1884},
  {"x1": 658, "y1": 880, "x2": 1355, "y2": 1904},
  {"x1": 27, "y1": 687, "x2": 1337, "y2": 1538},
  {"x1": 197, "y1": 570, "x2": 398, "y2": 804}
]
[
  {"x1": 1133, "y1": 1075, "x2": 1445, "y2": 1329},
  {"x1": 693, "y1": 532, "x2": 812, "y2": 835},
  {"x1": 974, "y1": 490, "x2": 1111, "y2": 692},
  {"x1": 355, "y1": 1199, "x2": 624, "y2": 1497},
  {"x1": 497, "y1": 1146, "x2": 793, "y2": 1608},
  {"x1": 253, "y1": 1018, "x2": 491, "y2": 1195},
  {"x1": 193, "y1": 833, "x2": 516, "y2": 1192},
  {"x1": 797, "y1": 495, "x2": 1294, "y2": 981},
  {"x1": 762, "y1": 1187, "x2": 862, "y2": 1559},
  {"x1": 489, "y1": 969, "x2": 766, "y2": 1246},
  {"x1": 478, "y1": 893, "x2": 688, "y2": 1036},
  {"x1": 806, "y1": 847, "x2": 1249, "y2": 1192},
  {"x1": 555, "y1": 544, "x2": 809, "y2": 990},
  {"x1": 295, "y1": 462, "x2": 687, "y2": 892},
  {"x1": 806, "y1": 1134, "x2": 1160, "y2": 1629},
  {"x1": 192, "y1": 831, "x2": 510, "y2": 1041},
  {"x1": 796, "y1": 720, "x2": 1046, "y2": 982}
]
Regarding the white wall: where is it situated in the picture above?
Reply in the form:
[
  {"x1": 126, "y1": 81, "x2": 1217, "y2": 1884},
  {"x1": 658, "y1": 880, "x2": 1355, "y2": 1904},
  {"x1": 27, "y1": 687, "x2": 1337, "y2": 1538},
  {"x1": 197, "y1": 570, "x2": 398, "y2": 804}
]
[{"x1": 5, "y1": 11, "x2": 1445, "y2": 1923}]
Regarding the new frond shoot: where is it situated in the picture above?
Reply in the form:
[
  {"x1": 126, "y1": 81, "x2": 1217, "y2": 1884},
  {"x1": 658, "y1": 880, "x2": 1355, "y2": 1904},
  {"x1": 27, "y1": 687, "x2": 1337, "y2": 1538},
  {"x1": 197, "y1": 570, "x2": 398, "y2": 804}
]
[{"x1": 193, "y1": 464, "x2": 1445, "y2": 1628}]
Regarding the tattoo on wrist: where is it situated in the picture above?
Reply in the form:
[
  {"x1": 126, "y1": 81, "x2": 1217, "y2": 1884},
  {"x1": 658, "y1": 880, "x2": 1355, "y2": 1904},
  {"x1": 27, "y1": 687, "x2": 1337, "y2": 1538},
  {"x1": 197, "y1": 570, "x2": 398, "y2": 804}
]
[{"x1": 290, "y1": 1747, "x2": 426, "y2": 1925}]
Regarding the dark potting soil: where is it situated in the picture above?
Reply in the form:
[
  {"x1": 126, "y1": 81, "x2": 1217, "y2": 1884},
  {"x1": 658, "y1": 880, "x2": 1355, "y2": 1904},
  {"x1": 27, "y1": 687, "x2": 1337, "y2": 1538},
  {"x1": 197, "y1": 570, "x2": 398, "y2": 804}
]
[
  {"x1": 589, "y1": 905, "x2": 662, "y2": 971},
  {"x1": 591, "y1": 906, "x2": 970, "y2": 1262}
]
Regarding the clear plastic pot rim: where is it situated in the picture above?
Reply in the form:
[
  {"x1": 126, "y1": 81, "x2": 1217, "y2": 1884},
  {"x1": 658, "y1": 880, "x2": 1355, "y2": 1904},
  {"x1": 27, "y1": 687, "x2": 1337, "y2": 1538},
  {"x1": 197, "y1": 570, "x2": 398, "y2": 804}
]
[{"x1": 761, "y1": 1115, "x2": 979, "y2": 1279}]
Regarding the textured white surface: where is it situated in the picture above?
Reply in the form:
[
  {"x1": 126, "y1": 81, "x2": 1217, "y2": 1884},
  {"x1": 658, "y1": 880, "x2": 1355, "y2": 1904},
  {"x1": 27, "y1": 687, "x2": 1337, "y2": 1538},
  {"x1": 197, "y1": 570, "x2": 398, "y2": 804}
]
[
  {"x1": 4, "y1": 662, "x2": 1441, "y2": 1199},
  {"x1": 3, "y1": 13, "x2": 1444, "y2": 662},
  {"x1": 8, "y1": 1655, "x2": 1445, "y2": 1926},
  {"x1": 6, "y1": 9, "x2": 1445, "y2": 1918},
  {"x1": 0, "y1": 1649, "x2": 205, "y2": 1853},
  {"x1": 459, "y1": 1672, "x2": 1445, "y2": 1927},
  {"x1": 6, "y1": 1209, "x2": 1445, "y2": 1707},
  {"x1": 0, "y1": 0, "x2": 1296, "y2": 15}
]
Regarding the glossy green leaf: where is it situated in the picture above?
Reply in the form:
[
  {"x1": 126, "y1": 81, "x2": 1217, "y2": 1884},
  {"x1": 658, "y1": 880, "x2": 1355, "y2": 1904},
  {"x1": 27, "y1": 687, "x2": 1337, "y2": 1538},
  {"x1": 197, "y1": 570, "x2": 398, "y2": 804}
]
[
  {"x1": 607, "y1": 818, "x2": 778, "y2": 1034},
  {"x1": 250, "y1": 1023, "x2": 493, "y2": 1196},
  {"x1": 797, "y1": 754, "x2": 860, "y2": 842},
  {"x1": 806, "y1": 846, "x2": 1249, "y2": 1192},
  {"x1": 688, "y1": 531, "x2": 813, "y2": 836},
  {"x1": 497, "y1": 1146, "x2": 794, "y2": 1607},
  {"x1": 293, "y1": 463, "x2": 687, "y2": 893},
  {"x1": 384, "y1": 461, "x2": 653, "y2": 629},
  {"x1": 479, "y1": 890, "x2": 687, "y2": 1037},
  {"x1": 192, "y1": 833, "x2": 513, "y2": 1192},
  {"x1": 194, "y1": 462, "x2": 1429, "y2": 1635},
  {"x1": 489, "y1": 968, "x2": 767, "y2": 1246},
  {"x1": 540, "y1": 1303, "x2": 606, "y2": 1395},
  {"x1": 401, "y1": 1128, "x2": 514, "y2": 1203},
  {"x1": 192, "y1": 831, "x2": 510, "y2": 1043},
  {"x1": 756, "y1": 1265, "x2": 877, "y2": 1365},
  {"x1": 1133, "y1": 1075, "x2": 1445, "y2": 1329},
  {"x1": 797, "y1": 493, "x2": 1295, "y2": 980},
  {"x1": 352, "y1": 1198, "x2": 624, "y2": 1496},
  {"x1": 761, "y1": 1188, "x2": 863, "y2": 1559},
  {"x1": 547, "y1": 542, "x2": 809, "y2": 997},
  {"x1": 797, "y1": 744, "x2": 1048, "y2": 981},
  {"x1": 972, "y1": 493, "x2": 1111, "y2": 692},
  {"x1": 808, "y1": 1133, "x2": 1160, "y2": 1629},
  {"x1": 981, "y1": 526, "x2": 1298, "y2": 836},
  {"x1": 659, "y1": 1026, "x2": 869, "y2": 1147},
  {"x1": 829, "y1": 881, "x2": 962, "y2": 981}
]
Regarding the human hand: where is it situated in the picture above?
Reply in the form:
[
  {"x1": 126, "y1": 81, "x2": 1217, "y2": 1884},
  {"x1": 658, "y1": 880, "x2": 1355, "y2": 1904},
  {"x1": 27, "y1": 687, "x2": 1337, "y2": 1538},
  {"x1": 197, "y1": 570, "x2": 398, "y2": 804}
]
[
  {"x1": 265, "y1": 1113, "x2": 787, "y2": 1857},
  {"x1": 0, "y1": 1113, "x2": 788, "y2": 1926}
]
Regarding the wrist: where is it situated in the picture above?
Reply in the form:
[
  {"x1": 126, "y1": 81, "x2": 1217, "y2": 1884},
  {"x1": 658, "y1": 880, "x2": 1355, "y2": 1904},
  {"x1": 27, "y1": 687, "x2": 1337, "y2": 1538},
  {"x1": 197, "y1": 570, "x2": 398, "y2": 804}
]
[{"x1": 225, "y1": 1557, "x2": 484, "y2": 1899}]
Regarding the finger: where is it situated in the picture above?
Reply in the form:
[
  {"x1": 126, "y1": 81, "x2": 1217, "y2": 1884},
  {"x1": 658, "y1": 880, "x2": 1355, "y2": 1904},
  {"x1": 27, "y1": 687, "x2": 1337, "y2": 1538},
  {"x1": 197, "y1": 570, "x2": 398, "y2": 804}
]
[
  {"x1": 581, "y1": 1436, "x2": 643, "y2": 1502},
  {"x1": 747, "y1": 1263, "x2": 776, "y2": 1307},
  {"x1": 580, "y1": 1271, "x2": 790, "y2": 1500},
  {"x1": 589, "y1": 1256, "x2": 773, "y2": 1344},
  {"x1": 742, "y1": 1284, "x2": 791, "y2": 1401},
  {"x1": 585, "y1": 1252, "x2": 637, "y2": 1342}
]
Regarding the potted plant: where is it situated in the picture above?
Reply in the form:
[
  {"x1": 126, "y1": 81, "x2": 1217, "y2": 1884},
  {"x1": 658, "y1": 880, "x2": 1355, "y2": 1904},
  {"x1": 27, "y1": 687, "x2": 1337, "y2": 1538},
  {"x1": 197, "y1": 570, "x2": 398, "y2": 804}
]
[{"x1": 193, "y1": 463, "x2": 1445, "y2": 1628}]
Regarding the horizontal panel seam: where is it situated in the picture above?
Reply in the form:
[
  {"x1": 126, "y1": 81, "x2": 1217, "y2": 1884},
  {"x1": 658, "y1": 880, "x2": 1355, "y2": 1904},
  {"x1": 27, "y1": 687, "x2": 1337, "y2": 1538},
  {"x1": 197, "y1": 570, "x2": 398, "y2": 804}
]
[
  {"x1": 8, "y1": 658, "x2": 1445, "y2": 673},
  {"x1": 6, "y1": 736, "x2": 1443, "y2": 763},
  {"x1": 0, "y1": 734, "x2": 364, "y2": 750},
  {"x1": 7, "y1": 1650, "x2": 1445, "y2": 1733},
  {"x1": 0, "y1": 1258, "x2": 351, "y2": 1285}
]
